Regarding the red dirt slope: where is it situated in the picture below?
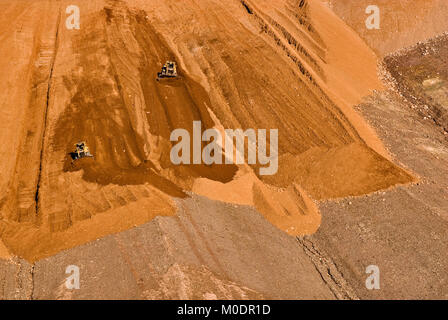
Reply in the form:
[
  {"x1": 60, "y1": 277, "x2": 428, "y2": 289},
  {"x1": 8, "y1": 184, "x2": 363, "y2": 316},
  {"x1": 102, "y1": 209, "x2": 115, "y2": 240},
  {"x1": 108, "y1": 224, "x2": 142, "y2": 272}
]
[{"x1": 0, "y1": 0, "x2": 413, "y2": 261}]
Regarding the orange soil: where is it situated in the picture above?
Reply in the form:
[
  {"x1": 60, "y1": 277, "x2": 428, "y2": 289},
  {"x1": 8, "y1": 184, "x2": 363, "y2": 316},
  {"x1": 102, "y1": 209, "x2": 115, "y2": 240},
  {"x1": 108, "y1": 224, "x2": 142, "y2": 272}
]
[
  {"x1": 0, "y1": 0, "x2": 413, "y2": 261},
  {"x1": 0, "y1": 239, "x2": 10, "y2": 259},
  {"x1": 193, "y1": 170, "x2": 321, "y2": 235}
]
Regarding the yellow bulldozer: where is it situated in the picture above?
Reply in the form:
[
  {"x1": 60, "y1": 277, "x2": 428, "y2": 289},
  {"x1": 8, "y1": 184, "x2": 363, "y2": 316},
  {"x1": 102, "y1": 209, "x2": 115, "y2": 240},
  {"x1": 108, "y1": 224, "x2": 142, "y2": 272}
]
[
  {"x1": 157, "y1": 61, "x2": 178, "y2": 80},
  {"x1": 71, "y1": 141, "x2": 93, "y2": 160}
]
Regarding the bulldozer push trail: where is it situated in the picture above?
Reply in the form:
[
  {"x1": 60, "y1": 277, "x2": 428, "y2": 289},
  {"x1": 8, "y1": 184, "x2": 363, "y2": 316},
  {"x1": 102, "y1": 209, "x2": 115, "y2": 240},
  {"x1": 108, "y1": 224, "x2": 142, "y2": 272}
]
[{"x1": 0, "y1": 0, "x2": 447, "y2": 300}]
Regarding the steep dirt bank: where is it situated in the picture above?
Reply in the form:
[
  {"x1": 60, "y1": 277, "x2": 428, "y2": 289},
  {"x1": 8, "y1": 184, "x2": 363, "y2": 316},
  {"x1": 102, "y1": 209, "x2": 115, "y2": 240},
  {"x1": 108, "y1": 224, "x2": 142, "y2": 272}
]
[{"x1": 0, "y1": 0, "x2": 412, "y2": 263}]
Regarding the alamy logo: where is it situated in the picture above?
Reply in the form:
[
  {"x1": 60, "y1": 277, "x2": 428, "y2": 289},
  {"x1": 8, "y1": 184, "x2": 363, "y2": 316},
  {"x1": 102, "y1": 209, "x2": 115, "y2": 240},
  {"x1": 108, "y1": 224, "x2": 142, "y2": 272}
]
[
  {"x1": 170, "y1": 121, "x2": 278, "y2": 176},
  {"x1": 66, "y1": 5, "x2": 80, "y2": 30},
  {"x1": 365, "y1": 265, "x2": 380, "y2": 290},
  {"x1": 65, "y1": 265, "x2": 80, "y2": 290},
  {"x1": 365, "y1": 5, "x2": 380, "y2": 30}
]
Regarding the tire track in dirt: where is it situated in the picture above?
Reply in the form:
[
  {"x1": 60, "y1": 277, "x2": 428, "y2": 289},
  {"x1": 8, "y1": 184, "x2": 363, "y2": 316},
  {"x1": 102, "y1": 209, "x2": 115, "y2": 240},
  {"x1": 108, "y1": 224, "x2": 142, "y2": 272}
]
[
  {"x1": 35, "y1": 5, "x2": 62, "y2": 216},
  {"x1": 297, "y1": 236, "x2": 358, "y2": 299}
]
